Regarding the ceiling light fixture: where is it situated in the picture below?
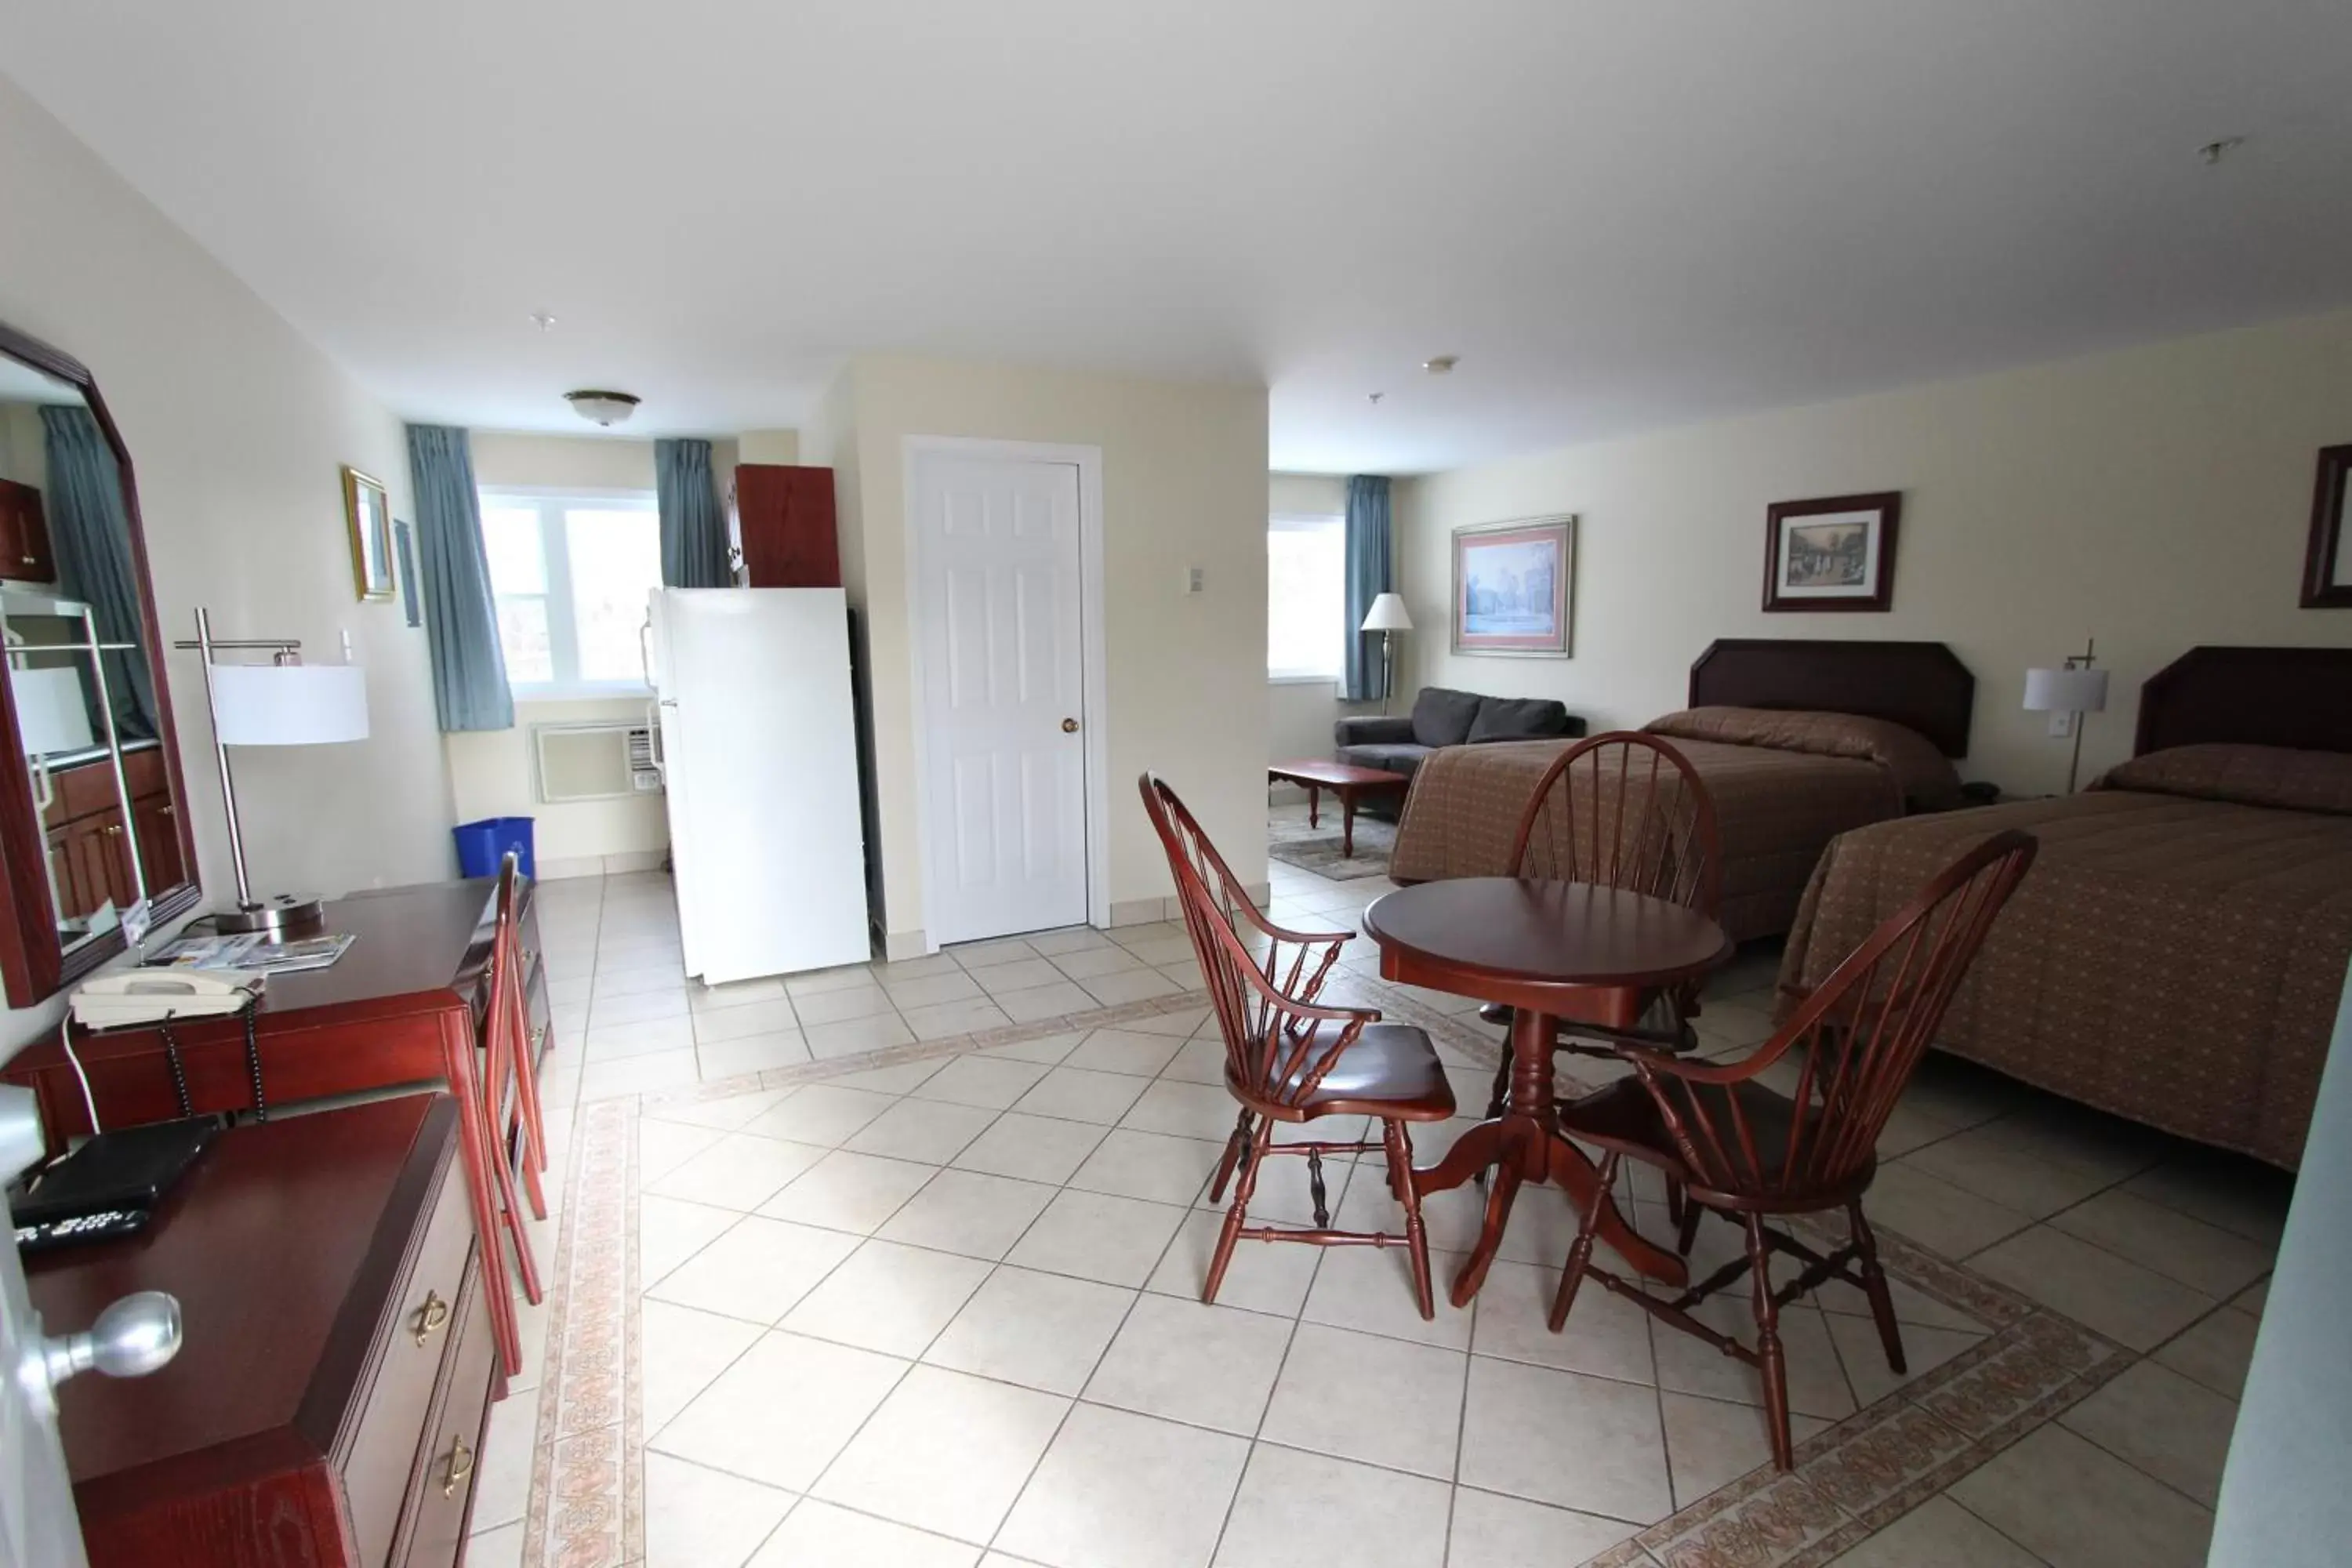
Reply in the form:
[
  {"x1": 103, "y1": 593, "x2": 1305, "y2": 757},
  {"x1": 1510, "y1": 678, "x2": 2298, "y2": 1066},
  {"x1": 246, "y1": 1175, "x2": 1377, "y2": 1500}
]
[
  {"x1": 564, "y1": 389, "x2": 641, "y2": 427},
  {"x1": 530, "y1": 311, "x2": 557, "y2": 332},
  {"x1": 2198, "y1": 136, "x2": 2245, "y2": 165},
  {"x1": 1422, "y1": 355, "x2": 1459, "y2": 375},
  {"x1": 1368, "y1": 392, "x2": 1385, "y2": 405}
]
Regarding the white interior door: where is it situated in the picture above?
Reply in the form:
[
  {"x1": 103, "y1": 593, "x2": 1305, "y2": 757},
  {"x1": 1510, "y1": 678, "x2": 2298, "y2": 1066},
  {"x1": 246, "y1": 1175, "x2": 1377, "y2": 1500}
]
[{"x1": 913, "y1": 452, "x2": 1089, "y2": 946}]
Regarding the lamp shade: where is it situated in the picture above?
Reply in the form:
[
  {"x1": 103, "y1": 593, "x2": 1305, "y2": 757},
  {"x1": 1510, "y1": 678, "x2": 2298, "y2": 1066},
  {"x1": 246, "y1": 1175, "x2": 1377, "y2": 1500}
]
[
  {"x1": 10, "y1": 666, "x2": 95, "y2": 755},
  {"x1": 210, "y1": 663, "x2": 370, "y2": 746},
  {"x1": 2022, "y1": 666, "x2": 2110, "y2": 715},
  {"x1": 1360, "y1": 592, "x2": 1414, "y2": 633}
]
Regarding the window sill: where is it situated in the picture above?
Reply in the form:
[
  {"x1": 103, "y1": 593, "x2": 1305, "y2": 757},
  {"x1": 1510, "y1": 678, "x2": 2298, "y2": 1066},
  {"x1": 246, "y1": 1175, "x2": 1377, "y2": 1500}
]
[
  {"x1": 1269, "y1": 673, "x2": 1342, "y2": 687},
  {"x1": 511, "y1": 682, "x2": 654, "y2": 705}
]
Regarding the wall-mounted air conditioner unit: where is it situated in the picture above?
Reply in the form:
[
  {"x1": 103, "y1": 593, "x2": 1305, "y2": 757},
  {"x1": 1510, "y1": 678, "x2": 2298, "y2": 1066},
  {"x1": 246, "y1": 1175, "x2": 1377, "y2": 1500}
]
[{"x1": 534, "y1": 722, "x2": 663, "y2": 803}]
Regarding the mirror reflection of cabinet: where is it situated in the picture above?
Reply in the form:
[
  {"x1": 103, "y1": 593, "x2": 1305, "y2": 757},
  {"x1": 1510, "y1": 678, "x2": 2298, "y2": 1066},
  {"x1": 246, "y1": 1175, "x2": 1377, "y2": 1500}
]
[{"x1": 0, "y1": 323, "x2": 199, "y2": 1004}]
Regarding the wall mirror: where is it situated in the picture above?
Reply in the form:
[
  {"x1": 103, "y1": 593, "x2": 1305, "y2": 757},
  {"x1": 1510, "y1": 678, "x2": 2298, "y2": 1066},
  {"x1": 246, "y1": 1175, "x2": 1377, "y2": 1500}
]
[{"x1": 0, "y1": 321, "x2": 199, "y2": 1004}]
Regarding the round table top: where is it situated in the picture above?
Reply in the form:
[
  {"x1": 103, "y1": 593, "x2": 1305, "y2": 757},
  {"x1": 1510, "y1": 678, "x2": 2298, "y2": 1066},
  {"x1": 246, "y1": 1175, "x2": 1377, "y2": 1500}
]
[{"x1": 1360, "y1": 878, "x2": 1732, "y2": 992}]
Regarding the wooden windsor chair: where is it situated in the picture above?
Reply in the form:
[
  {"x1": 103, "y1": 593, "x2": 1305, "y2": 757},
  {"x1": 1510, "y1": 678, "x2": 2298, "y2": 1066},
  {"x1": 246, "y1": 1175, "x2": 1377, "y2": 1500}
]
[
  {"x1": 465, "y1": 853, "x2": 551, "y2": 1381},
  {"x1": 1140, "y1": 774, "x2": 1455, "y2": 1317},
  {"x1": 1547, "y1": 829, "x2": 2038, "y2": 1469},
  {"x1": 1483, "y1": 731, "x2": 1724, "y2": 1121}
]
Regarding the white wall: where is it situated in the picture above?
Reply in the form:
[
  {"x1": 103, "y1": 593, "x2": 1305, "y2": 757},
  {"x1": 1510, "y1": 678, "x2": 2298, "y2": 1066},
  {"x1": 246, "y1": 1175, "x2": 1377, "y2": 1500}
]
[
  {"x1": 1396, "y1": 309, "x2": 2352, "y2": 794},
  {"x1": 0, "y1": 74, "x2": 453, "y2": 1055},
  {"x1": 2209, "y1": 960, "x2": 2352, "y2": 1567},
  {"x1": 826, "y1": 356, "x2": 1269, "y2": 950},
  {"x1": 471, "y1": 429, "x2": 742, "y2": 500},
  {"x1": 443, "y1": 699, "x2": 670, "y2": 877}
]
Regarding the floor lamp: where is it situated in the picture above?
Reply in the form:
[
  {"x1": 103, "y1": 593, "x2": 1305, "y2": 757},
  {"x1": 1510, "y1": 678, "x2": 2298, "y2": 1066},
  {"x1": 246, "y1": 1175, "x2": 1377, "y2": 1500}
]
[
  {"x1": 1361, "y1": 593, "x2": 1412, "y2": 714},
  {"x1": 172, "y1": 607, "x2": 371, "y2": 934}
]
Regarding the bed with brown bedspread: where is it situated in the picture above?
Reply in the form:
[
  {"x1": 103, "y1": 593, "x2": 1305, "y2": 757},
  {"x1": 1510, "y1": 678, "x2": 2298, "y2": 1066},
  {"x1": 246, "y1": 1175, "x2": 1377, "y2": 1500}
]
[
  {"x1": 1385, "y1": 641, "x2": 1975, "y2": 942},
  {"x1": 1777, "y1": 648, "x2": 2352, "y2": 1170}
]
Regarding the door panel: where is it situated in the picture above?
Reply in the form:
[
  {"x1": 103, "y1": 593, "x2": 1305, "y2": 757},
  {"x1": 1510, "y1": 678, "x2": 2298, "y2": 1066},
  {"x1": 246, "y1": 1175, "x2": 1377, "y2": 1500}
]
[{"x1": 914, "y1": 454, "x2": 1087, "y2": 946}]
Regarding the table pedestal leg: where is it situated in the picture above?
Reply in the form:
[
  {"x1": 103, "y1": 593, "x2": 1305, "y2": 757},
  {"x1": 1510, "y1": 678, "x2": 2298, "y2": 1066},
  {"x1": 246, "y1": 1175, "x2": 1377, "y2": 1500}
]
[
  {"x1": 1413, "y1": 1006, "x2": 1687, "y2": 1307},
  {"x1": 1306, "y1": 784, "x2": 1320, "y2": 829}
]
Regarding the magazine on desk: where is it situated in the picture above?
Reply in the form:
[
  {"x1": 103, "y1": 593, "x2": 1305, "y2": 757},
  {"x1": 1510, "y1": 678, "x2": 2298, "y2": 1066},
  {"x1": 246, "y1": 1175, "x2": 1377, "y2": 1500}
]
[{"x1": 150, "y1": 931, "x2": 356, "y2": 975}]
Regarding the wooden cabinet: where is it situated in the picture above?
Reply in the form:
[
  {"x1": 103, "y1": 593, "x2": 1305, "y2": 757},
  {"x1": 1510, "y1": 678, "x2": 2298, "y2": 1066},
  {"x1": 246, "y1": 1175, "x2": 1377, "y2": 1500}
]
[
  {"x1": 0, "y1": 474, "x2": 56, "y2": 583},
  {"x1": 27, "y1": 1095, "x2": 501, "y2": 1568},
  {"x1": 38, "y1": 743, "x2": 169, "y2": 920},
  {"x1": 731, "y1": 463, "x2": 840, "y2": 586}
]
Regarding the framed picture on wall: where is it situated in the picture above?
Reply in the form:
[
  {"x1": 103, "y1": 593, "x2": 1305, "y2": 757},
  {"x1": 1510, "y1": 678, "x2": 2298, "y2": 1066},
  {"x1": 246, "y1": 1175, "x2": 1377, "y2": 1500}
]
[
  {"x1": 2302, "y1": 444, "x2": 2352, "y2": 608},
  {"x1": 343, "y1": 465, "x2": 394, "y2": 601},
  {"x1": 1452, "y1": 514, "x2": 1573, "y2": 657},
  {"x1": 1762, "y1": 491, "x2": 1900, "y2": 612}
]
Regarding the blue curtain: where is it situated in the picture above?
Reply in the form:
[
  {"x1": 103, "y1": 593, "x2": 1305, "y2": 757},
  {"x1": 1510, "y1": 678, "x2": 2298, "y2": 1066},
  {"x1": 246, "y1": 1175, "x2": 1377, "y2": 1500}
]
[
  {"x1": 1341, "y1": 474, "x2": 1392, "y2": 702},
  {"x1": 38, "y1": 407, "x2": 156, "y2": 741},
  {"x1": 405, "y1": 425, "x2": 514, "y2": 731},
  {"x1": 656, "y1": 438, "x2": 730, "y2": 587}
]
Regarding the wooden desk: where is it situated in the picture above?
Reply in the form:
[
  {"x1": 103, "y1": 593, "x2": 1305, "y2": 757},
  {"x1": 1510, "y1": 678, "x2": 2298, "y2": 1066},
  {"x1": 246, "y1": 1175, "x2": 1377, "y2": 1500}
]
[
  {"x1": 29, "y1": 1094, "x2": 498, "y2": 1568},
  {"x1": 1360, "y1": 877, "x2": 1730, "y2": 1306},
  {"x1": 2, "y1": 877, "x2": 547, "y2": 1156}
]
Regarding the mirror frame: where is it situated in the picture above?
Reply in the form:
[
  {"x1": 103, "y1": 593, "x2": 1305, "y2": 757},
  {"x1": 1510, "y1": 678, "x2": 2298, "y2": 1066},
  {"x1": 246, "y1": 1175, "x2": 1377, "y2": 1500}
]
[{"x1": 0, "y1": 319, "x2": 202, "y2": 1005}]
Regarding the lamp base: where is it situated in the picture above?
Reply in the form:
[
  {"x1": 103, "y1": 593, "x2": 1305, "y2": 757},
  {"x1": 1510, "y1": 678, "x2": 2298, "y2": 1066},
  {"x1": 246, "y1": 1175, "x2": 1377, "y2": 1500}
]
[{"x1": 215, "y1": 895, "x2": 327, "y2": 936}]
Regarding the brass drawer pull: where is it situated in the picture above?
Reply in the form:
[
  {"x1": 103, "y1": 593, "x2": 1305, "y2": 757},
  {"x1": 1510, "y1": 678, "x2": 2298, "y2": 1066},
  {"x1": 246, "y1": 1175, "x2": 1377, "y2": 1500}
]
[
  {"x1": 441, "y1": 1434, "x2": 474, "y2": 1497},
  {"x1": 521, "y1": 946, "x2": 536, "y2": 967},
  {"x1": 410, "y1": 1290, "x2": 449, "y2": 1347}
]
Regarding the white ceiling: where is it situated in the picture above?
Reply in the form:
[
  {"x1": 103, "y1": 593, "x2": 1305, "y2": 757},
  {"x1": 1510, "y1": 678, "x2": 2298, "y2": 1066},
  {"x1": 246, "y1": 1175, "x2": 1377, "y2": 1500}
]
[{"x1": 4, "y1": 1, "x2": 2347, "y2": 474}]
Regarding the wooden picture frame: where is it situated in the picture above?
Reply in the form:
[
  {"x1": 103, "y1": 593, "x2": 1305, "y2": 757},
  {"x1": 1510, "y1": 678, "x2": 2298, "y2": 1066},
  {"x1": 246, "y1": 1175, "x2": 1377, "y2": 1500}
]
[
  {"x1": 343, "y1": 465, "x2": 394, "y2": 601},
  {"x1": 1762, "y1": 492, "x2": 1900, "y2": 613},
  {"x1": 2301, "y1": 444, "x2": 2352, "y2": 608},
  {"x1": 1451, "y1": 514, "x2": 1573, "y2": 657}
]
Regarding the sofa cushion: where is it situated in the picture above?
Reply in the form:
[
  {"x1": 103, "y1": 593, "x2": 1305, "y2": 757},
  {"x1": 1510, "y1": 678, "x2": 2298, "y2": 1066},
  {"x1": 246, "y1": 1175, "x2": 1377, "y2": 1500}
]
[
  {"x1": 1335, "y1": 742, "x2": 1431, "y2": 779},
  {"x1": 1468, "y1": 695, "x2": 1571, "y2": 744},
  {"x1": 1410, "y1": 687, "x2": 1483, "y2": 749}
]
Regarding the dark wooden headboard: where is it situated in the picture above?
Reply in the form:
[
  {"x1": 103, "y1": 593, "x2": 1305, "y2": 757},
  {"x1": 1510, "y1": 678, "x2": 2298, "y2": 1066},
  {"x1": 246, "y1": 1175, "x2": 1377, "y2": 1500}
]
[
  {"x1": 1687, "y1": 639, "x2": 1976, "y2": 757},
  {"x1": 2135, "y1": 646, "x2": 2352, "y2": 756}
]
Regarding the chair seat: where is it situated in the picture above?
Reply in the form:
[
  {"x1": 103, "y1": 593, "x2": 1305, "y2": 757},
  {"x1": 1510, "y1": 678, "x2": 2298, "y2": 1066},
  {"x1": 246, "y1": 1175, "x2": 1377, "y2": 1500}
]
[
  {"x1": 1557, "y1": 1075, "x2": 1867, "y2": 1206},
  {"x1": 1234, "y1": 1022, "x2": 1457, "y2": 1122}
]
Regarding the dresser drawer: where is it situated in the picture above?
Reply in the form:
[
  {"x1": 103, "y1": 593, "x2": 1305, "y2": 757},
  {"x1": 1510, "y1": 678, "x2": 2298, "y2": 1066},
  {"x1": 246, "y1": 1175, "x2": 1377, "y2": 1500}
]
[
  {"x1": 397, "y1": 1263, "x2": 499, "y2": 1568},
  {"x1": 341, "y1": 1139, "x2": 477, "y2": 1567}
]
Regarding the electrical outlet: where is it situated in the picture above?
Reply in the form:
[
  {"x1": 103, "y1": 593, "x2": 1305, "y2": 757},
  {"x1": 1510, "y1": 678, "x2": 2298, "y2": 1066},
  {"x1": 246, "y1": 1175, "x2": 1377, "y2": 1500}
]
[
  {"x1": 1184, "y1": 566, "x2": 1204, "y2": 595},
  {"x1": 2048, "y1": 710, "x2": 2075, "y2": 739}
]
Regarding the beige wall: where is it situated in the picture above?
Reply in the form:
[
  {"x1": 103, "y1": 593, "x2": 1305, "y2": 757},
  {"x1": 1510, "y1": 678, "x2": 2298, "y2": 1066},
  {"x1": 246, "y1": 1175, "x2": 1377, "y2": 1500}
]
[
  {"x1": 1269, "y1": 471, "x2": 1347, "y2": 517},
  {"x1": 1397, "y1": 309, "x2": 2352, "y2": 795},
  {"x1": 0, "y1": 74, "x2": 454, "y2": 1053},
  {"x1": 471, "y1": 429, "x2": 742, "y2": 502},
  {"x1": 826, "y1": 356, "x2": 1269, "y2": 950},
  {"x1": 738, "y1": 428, "x2": 800, "y2": 465}
]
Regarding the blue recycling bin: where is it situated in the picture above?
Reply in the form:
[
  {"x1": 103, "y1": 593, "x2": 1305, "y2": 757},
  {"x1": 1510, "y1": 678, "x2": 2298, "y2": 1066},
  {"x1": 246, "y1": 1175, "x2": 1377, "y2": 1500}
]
[{"x1": 453, "y1": 816, "x2": 535, "y2": 880}]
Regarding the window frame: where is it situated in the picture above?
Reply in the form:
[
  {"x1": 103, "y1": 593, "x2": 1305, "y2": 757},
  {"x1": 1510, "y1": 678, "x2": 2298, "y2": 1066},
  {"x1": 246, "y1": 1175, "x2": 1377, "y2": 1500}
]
[
  {"x1": 477, "y1": 485, "x2": 662, "y2": 700},
  {"x1": 1265, "y1": 510, "x2": 1348, "y2": 684}
]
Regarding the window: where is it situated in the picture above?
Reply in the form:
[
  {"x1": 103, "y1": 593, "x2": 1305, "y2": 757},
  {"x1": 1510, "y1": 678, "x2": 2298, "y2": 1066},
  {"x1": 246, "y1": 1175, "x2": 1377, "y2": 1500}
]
[
  {"x1": 1267, "y1": 513, "x2": 1347, "y2": 681},
  {"x1": 479, "y1": 488, "x2": 663, "y2": 694}
]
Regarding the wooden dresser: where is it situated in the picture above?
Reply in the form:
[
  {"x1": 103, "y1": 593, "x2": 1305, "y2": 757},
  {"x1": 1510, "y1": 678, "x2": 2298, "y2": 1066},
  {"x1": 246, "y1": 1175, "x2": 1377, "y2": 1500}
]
[
  {"x1": 27, "y1": 1094, "x2": 499, "y2": 1568},
  {"x1": 3, "y1": 877, "x2": 547, "y2": 1156}
]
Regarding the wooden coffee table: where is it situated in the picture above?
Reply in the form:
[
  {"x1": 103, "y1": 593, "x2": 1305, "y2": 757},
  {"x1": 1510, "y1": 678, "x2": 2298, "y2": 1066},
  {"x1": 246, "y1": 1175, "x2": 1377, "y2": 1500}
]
[{"x1": 1267, "y1": 759, "x2": 1409, "y2": 857}]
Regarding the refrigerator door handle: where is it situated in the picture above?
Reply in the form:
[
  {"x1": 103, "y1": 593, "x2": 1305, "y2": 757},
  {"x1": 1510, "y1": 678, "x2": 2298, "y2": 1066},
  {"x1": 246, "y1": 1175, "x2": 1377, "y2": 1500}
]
[
  {"x1": 645, "y1": 700, "x2": 667, "y2": 779},
  {"x1": 639, "y1": 616, "x2": 655, "y2": 690}
]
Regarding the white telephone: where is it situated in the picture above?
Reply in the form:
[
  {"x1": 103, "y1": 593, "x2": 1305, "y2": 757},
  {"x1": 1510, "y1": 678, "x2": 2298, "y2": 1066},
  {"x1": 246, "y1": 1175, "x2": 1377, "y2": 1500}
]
[{"x1": 71, "y1": 971, "x2": 262, "y2": 1030}]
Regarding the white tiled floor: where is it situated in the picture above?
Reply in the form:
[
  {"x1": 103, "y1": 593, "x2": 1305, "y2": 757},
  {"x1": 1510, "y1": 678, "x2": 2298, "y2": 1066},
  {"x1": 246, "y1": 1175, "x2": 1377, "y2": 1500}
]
[{"x1": 478, "y1": 824, "x2": 2292, "y2": 1568}]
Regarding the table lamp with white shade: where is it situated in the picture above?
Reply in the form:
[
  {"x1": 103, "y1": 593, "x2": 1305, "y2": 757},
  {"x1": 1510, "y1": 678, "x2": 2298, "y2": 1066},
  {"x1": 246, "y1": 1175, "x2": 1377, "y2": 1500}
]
[
  {"x1": 173, "y1": 607, "x2": 370, "y2": 934},
  {"x1": 2022, "y1": 640, "x2": 2109, "y2": 795},
  {"x1": 1360, "y1": 592, "x2": 1413, "y2": 713}
]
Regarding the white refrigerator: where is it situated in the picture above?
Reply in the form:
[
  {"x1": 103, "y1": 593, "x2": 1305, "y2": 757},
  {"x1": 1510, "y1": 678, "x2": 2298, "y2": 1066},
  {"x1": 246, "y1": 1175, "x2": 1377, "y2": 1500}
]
[{"x1": 647, "y1": 588, "x2": 872, "y2": 984}]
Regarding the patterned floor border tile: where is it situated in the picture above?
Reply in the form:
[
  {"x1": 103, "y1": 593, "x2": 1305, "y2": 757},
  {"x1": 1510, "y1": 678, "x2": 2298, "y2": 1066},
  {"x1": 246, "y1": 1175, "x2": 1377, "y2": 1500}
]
[{"x1": 517, "y1": 969, "x2": 2147, "y2": 1568}]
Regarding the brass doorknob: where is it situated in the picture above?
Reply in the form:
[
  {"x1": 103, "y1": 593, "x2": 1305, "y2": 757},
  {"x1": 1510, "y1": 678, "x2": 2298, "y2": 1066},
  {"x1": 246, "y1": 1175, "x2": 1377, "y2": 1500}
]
[{"x1": 1061, "y1": 717, "x2": 1080, "y2": 733}]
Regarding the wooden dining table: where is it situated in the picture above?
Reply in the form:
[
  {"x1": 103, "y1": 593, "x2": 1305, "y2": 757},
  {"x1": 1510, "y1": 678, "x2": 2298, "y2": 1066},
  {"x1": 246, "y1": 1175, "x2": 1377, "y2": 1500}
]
[{"x1": 1359, "y1": 877, "x2": 1733, "y2": 1308}]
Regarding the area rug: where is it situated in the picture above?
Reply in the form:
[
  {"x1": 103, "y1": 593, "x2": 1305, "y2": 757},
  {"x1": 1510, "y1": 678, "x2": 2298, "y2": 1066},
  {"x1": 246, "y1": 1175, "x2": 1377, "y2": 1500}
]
[
  {"x1": 518, "y1": 971, "x2": 2134, "y2": 1568},
  {"x1": 1267, "y1": 809, "x2": 1396, "y2": 879}
]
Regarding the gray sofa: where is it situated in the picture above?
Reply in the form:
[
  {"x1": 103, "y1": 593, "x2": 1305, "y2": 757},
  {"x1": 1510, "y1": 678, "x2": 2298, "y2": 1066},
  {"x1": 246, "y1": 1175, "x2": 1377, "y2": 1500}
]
[{"x1": 1334, "y1": 686, "x2": 1584, "y2": 814}]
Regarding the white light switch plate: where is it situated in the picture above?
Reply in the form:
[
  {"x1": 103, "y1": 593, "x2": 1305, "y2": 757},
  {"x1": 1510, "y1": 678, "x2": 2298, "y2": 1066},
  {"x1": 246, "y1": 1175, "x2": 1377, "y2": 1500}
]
[{"x1": 2048, "y1": 711, "x2": 2075, "y2": 738}]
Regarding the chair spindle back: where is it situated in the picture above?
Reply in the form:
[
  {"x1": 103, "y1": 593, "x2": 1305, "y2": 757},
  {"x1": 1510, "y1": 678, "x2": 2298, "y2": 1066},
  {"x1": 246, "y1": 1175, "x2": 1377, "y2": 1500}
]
[
  {"x1": 1646, "y1": 829, "x2": 2037, "y2": 1202},
  {"x1": 1140, "y1": 774, "x2": 1371, "y2": 1111},
  {"x1": 1509, "y1": 732, "x2": 1722, "y2": 916}
]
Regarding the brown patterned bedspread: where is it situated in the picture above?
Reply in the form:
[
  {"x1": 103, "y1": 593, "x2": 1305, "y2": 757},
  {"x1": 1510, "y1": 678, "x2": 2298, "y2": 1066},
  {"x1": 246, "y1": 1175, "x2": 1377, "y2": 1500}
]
[
  {"x1": 1388, "y1": 736, "x2": 1904, "y2": 941},
  {"x1": 1778, "y1": 791, "x2": 2352, "y2": 1169}
]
